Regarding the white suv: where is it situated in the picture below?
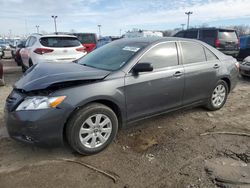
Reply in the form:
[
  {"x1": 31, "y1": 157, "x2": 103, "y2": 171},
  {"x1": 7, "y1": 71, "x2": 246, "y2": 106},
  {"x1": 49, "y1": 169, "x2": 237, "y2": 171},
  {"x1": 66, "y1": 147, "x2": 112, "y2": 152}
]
[{"x1": 20, "y1": 34, "x2": 87, "y2": 71}]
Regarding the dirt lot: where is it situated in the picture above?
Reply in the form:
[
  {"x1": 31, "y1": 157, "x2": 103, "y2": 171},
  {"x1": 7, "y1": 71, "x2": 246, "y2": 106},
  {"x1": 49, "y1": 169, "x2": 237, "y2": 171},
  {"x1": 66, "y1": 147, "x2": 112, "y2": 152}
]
[{"x1": 0, "y1": 59, "x2": 250, "y2": 188}]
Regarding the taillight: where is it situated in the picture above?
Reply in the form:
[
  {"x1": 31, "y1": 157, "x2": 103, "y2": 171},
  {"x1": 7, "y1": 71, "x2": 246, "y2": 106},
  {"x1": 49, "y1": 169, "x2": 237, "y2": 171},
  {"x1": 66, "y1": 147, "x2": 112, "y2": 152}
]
[
  {"x1": 34, "y1": 48, "x2": 54, "y2": 55},
  {"x1": 237, "y1": 39, "x2": 240, "y2": 49},
  {"x1": 235, "y1": 62, "x2": 240, "y2": 70},
  {"x1": 76, "y1": 47, "x2": 86, "y2": 53},
  {"x1": 214, "y1": 39, "x2": 220, "y2": 48}
]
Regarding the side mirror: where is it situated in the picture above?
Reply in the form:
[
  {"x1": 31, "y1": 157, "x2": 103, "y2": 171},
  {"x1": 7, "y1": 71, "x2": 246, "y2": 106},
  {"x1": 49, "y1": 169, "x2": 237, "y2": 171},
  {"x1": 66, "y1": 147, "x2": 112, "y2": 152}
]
[{"x1": 133, "y1": 63, "x2": 153, "y2": 73}]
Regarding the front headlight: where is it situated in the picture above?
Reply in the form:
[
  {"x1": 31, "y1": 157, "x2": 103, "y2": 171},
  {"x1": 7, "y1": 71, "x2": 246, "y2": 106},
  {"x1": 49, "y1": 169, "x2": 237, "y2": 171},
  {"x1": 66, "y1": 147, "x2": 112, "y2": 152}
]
[{"x1": 16, "y1": 96, "x2": 66, "y2": 111}]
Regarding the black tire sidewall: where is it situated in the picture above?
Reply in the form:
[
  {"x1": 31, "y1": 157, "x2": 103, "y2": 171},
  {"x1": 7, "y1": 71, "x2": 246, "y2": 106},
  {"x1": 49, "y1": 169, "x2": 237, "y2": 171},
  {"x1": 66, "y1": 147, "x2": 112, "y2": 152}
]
[{"x1": 66, "y1": 103, "x2": 118, "y2": 155}]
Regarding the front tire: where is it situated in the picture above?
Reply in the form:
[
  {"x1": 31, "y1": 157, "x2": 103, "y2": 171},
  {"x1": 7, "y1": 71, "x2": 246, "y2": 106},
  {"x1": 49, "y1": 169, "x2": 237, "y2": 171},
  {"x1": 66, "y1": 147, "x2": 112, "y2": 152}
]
[
  {"x1": 66, "y1": 103, "x2": 118, "y2": 155},
  {"x1": 206, "y1": 80, "x2": 229, "y2": 111}
]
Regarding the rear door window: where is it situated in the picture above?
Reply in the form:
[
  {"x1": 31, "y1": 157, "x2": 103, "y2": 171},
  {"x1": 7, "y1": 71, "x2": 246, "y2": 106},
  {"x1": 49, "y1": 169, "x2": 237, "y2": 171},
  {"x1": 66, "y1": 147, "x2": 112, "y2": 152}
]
[
  {"x1": 218, "y1": 30, "x2": 238, "y2": 40},
  {"x1": 181, "y1": 42, "x2": 206, "y2": 64},
  {"x1": 40, "y1": 37, "x2": 81, "y2": 48},
  {"x1": 184, "y1": 30, "x2": 198, "y2": 39},
  {"x1": 139, "y1": 42, "x2": 179, "y2": 69}
]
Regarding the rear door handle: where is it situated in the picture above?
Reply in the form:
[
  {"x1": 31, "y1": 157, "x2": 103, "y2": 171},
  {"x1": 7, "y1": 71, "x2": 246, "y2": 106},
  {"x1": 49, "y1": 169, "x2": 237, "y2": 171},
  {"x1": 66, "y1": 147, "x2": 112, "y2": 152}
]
[
  {"x1": 213, "y1": 64, "x2": 220, "y2": 69},
  {"x1": 173, "y1": 71, "x2": 183, "y2": 77}
]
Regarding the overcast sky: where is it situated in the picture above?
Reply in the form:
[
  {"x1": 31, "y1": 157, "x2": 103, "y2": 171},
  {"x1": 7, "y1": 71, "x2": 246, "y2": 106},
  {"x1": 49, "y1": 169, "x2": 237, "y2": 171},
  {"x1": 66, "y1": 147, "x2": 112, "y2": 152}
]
[{"x1": 0, "y1": 0, "x2": 250, "y2": 36}]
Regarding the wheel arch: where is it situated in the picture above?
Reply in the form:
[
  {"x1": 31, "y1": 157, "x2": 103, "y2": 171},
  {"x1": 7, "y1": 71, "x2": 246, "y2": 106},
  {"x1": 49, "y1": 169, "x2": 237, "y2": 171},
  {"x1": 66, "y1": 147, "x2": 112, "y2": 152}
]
[
  {"x1": 62, "y1": 98, "x2": 125, "y2": 144},
  {"x1": 220, "y1": 77, "x2": 231, "y2": 93}
]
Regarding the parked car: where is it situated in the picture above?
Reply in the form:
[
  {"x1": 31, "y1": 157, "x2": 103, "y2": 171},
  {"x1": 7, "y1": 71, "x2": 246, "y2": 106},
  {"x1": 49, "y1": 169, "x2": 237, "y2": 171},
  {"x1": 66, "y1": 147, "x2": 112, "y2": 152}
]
[
  {"x1": 19, "y1": 34, "x2": 87, "y2": 72},
  {"x1": 13, "y1": 40, "x2": 26, "y2": 66},
  {"x1": 0, "y1": 46, "x2": 4, "y2": 59},
  {"x1": 96, "y1": 36, "x2": 121, "y2": 49},
  {"x1": 0, "y1": 62, "x2": 4, "y2": 86},
  {"x1": 0, "y1": 41, "x2": 12, "y2": 59},
  {"x1": 239, "y1": 56, "x2": 250, "y2": 78},
  {"x1": 72, "y1": 33, "x2": 97, "y2": 53},
  {"x1": 174, "y1": 28, "x2": 239, "y2": 57},
  {"x1": 5, "y1": 38, "x2": 239, "y2": 155},
  {"x1": 237, "y1": 35, "x2": 250, "y2": 61}
]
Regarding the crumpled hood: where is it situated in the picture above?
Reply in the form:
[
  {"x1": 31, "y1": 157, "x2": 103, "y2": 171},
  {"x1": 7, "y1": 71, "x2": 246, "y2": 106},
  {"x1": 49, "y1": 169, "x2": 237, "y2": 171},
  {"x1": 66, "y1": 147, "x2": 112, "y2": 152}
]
[{"x1": 14, "y1": 62, "x2": 110, "y2": 92}]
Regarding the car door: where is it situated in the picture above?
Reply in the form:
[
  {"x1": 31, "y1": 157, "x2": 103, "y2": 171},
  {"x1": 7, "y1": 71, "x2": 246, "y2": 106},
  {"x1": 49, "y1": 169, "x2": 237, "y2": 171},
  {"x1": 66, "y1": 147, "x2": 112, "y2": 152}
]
[
  {"x1": 125, "y1": 42, "x2": 185, "y2": 122},
  {"x1": 179, "y1": 41, "x2": 220, "y2": 105}
]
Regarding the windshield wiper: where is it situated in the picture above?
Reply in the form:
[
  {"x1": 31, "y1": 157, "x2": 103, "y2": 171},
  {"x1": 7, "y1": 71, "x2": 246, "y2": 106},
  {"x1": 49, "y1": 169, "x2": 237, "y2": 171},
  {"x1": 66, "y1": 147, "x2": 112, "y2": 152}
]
[{"x1": 82, "y1": 64, "x2": 98, "y2": 69}]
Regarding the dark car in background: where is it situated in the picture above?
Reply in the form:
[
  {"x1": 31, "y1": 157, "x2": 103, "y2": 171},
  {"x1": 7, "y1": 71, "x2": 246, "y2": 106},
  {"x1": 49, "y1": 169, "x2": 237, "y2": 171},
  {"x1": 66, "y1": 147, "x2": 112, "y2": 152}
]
[
  {"x1": 237, "y1": 35, "x2": 250, "y2": 61},
  {"x1": 239, "y1": 56, "x2": 250, "y2": 78},
  {"x1": 13, "y1": 40, "x2": 26, "y2": 66},
  {"x1": 0, "y1": 62, "x2": 4, "y2": 86},
  {"x1": 72, "y1": 33, "x2": 97, "y2": 53},
  {"x1": 5, "y1": 38, "x2": 239, "y2": 155},
  {"x1": 96, "y1": 36, "x2": 122, "y2": 49},
  {"x1": 0, "y1": 46, "x2": 3, "y2": 59},
  {"x1": 174, "y1": 28, "x2": 239, "y2": 57}
]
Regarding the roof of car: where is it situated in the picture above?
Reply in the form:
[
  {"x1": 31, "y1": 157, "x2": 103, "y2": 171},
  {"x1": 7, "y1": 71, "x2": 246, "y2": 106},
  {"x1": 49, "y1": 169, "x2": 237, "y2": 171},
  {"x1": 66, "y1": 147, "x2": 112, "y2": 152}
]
[
  {"x1": 30, "y1": 33, "x2": 77, "y2": 38},
  {"x1": 178, "y1": 27, "x2": 236, "y2": 32},
  {"x1": 117, "y1": 37, "x2": 203, "y2": 44}
]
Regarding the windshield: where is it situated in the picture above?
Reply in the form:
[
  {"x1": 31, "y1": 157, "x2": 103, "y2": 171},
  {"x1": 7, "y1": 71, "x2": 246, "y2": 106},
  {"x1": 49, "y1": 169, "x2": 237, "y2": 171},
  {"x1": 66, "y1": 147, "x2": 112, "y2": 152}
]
[{"x1": 78, "y1": 41, "x2": 147, "y2": 71}]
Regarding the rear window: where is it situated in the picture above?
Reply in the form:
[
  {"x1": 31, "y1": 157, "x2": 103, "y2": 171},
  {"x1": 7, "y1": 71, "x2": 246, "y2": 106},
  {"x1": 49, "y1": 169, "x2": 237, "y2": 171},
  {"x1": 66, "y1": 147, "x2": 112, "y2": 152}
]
[
  {"x1": 218, "y1": 31, "x2": 238, "y2": 40},
  {"x1": 73, "y1": 34, "x2": 97, "y2": 44},
  {"x1": 40, "y1": 37, "x2": 81, "y2": 47}
]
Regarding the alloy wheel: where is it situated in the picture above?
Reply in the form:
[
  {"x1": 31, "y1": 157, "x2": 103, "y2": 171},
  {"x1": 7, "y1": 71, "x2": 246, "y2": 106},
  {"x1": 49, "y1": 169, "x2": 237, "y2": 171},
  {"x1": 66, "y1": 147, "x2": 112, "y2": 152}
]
[
  {"x1": 212, "y1": 84, "x2": 226, "y2": 108},
  {"x1": 79, "y1": 114, "x2": 112, "y2": 148}
]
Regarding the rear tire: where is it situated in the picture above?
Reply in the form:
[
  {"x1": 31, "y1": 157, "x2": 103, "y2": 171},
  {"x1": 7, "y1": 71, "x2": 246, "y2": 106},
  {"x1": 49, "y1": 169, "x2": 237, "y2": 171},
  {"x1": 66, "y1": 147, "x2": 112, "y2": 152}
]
[
  {"x1": 205, "y1": 80, "x2": 228, "y2": 111},
  {"x1": 66, "y1": 103, "x2": 118, "y2": 155}
]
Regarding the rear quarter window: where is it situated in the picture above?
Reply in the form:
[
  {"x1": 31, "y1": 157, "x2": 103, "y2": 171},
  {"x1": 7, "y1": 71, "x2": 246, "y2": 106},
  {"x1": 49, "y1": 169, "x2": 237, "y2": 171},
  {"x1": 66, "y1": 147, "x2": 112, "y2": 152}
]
[
  {"x1": 204, "y1": 47, "x2": 218, "y2": 61},
  {"x1": 40, "y1": 37, "x2": 81, "y2": 48}
]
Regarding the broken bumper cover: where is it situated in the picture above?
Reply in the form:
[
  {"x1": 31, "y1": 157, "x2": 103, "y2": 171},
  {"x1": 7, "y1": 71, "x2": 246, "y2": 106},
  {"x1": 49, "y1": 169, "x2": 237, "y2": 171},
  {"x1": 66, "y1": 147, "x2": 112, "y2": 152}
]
[{"x1": 4, "y1": 108, "x2": 67, "y2": 147}]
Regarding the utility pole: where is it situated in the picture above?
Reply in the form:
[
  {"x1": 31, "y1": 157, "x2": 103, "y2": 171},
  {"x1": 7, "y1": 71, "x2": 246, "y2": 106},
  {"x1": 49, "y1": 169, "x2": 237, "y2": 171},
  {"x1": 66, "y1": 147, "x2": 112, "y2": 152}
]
[
  {"x1": 181, "y1": 24, "x2": 185, "y2": 30},
  {"x1": 97, "y1": 25, "x2": 101, "y2": 38},
  {"x1": 185, "y1": 11, "x2": 193, "y2": 29},
  {"x1": 119, "y1": 29, "x2": 122, "y2": 36},
  {"x1": 51, "y1": 15, "x2": 58, "y2": 33},
  {"x1": 35, "y1": 25, "x2": 39, "y2": 33}
]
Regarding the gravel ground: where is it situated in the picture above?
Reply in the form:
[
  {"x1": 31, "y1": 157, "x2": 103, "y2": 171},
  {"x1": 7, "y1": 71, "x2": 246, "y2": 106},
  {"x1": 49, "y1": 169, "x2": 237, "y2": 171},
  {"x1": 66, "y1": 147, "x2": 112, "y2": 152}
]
[{"x1": 0, "y1": 59, "x2": 250, "y2": 188}]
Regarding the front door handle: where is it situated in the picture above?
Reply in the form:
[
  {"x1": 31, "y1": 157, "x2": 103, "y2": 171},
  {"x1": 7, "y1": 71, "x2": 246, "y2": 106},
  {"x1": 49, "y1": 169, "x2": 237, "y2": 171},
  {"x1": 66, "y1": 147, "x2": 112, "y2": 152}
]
[
  {"x1": 213, "y1": 64, "x2": 220, "y2": 69},
  {"x1": 173, "y1": 71, "x2": 183, "y2": 77}
]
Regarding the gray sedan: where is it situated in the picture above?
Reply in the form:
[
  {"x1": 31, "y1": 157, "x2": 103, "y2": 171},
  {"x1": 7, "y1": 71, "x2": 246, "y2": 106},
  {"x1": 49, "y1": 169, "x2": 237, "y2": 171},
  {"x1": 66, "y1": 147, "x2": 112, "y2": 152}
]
[{"x1": 5, "y1": 37, "x2": 239, "y2": 155}]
